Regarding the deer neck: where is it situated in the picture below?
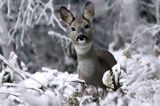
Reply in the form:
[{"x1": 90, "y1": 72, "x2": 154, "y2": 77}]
[{"x1": 76, "y1": 45, "x2": 97, "y2": 61}]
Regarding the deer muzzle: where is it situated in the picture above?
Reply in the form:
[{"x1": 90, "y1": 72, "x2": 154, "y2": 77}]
[{"x1": 76, "y1": 34, "x2": 88, "y2": 44}]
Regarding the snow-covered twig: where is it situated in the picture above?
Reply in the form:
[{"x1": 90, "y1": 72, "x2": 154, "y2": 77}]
[
  {"x1": 4, "y1": 0, "x2": 66, "y2": 46},
  {"x1": 2, "y1": 83, "x2": 50, "y2": 97},
  {"x1": 0, "y1": 0, "x2": 5, "y2": 8},
  {"x1": 7, "y1": 0, "x2": 11, "y2": 17},
  {"x1": 155, "y1": 0, "x2": 160, "y2": 24},
  {"x1": 0, "y1": 54, "x2": 56, "y2": 96},
  {"x1": 48, "y1": 31, "x2": 71, "y2": 41},
  {"x1": 70, "y1": 80, "x2": 114, "y2": 90},
  {"x1": 0, "y1": 92, "x2": 24, "y2": 103},
  {"x1": 0, "y1": 54, "x2": 25, "y2": 80},
  {"x1": 8, "y1": 0, "x2": 25, "y2": 45},
  {"x1": 123, "y1": 25, "x2": 160, "y2": 57},
  {"x1": 20, "y1": 72, "x2": 57, "y2": 96}
]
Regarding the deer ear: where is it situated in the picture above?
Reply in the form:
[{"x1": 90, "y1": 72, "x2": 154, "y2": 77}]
[
  {"x1": 60, "y1": 7, "x2": 74, "y2": 25},
  {"x1": 83, "y1": 1, "x2": 95, "y2": 20}
]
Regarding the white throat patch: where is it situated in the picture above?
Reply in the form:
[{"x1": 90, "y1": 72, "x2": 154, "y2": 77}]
[
  {"x1": 77, "y1": 38, "x2": 87, "y2": 44},
  {"x1": 74, "y1": 42, "x2": 93, "y2": 55}
]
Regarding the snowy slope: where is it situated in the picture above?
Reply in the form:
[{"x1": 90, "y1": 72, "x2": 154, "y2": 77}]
[{"x1": 0, "y1": 49, "x2": 160, "y2": 106}]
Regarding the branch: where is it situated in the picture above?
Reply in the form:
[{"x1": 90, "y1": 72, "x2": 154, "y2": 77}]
[
  {"x1": 0, "y1": 54, "x2": 26, "y2": 80},
  {"x1": 0, "y1": 92, "x2": 24, "y2": 103},
  {"x1": 48, "y1": 31, "x2": 71, "y2": 41},
  {"x1": 2, "y1": 83, "x2": 50, "y2": 97},
  {"x1": 155, "y1": 0, "x2": 160, "y2": 24},
  {"x1": 126, "y1": 25, "x2": 160, "y2": 51},
  {"x1": 0, "y1": 54, "x2": 56, "y2": 96},
  {"x1": 70, "y1": 80, "x2": 114, "y2": 90}
]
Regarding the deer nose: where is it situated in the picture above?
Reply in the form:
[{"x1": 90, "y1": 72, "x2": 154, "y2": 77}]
[{"x1": 76, "y1": 34, "x2": 88, "y2": 41}]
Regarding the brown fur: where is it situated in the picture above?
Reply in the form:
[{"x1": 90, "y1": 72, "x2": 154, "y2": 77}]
[{"x1": 60, "y1": 1, "x2": 117, "y2": 86}]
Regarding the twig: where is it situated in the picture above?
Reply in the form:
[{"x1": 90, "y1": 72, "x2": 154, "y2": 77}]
[
  {"x1": 48, "y1": 31, "x2": 71, "y2": 41},
  {"x1": 0, "y1": 54, "x2": 25, "y2": 80},
  {"x1": 70, "y1": 80, "x2": 114, "y2": 90},
  {"x1": 0, "y1": 54, "x2": 56, "y2": 95},
  {"x1": 8, "y1": 0, "x2": 25, "y2": 45},
  {"x1": 125, "y1": 26, "x2": 160, "y2": 51},
  {"x1": 155, "y1": 0, "x2": 160, "y2": 24},
  {"x1": 2, "y1": 83, "x2": 50, "y2": 97},
  {"x1": 0, "y1": 0, "x2": 5, "y2": 8},
  {"x1": 0, "y1": 92, "x2": 24, "y2": 102},
  {"x1": 20, "y1": 28, "x2": 25, "y2": 46},
  {"x1": 7, "y1": 0, "x2": 11, "y2": 17}
]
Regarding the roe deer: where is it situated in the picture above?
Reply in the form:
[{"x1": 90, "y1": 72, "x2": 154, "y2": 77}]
[{"x1": 60, "y1": 1, "x2": 117, "y2": 86}]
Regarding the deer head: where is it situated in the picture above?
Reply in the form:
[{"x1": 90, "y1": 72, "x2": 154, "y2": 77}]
[{"x1": 60, "y1": 1, "x2": 95, "y2": 55}]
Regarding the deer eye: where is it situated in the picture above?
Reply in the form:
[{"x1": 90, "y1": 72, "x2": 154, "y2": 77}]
[
  {"x1": 71, "y1": 27, "x2": 76, "y2": 31},
  {"x1": 84, "y1": 24, "x2": 89, "y2": 29}
]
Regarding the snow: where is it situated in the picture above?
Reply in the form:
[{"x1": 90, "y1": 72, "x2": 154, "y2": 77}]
[
  {"x1": 0, "y1": 0, "x2": 159, "y2": 105},
  {"x1": 102, "y1": 71, "x2": 114, "y2": 89},
  {"x1": 0, "y1": 48, "x2": 160, "y2": 106}
]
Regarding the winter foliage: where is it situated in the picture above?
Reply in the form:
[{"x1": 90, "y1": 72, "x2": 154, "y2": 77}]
[
  {"x1": 0, "y1": 48, "x2": 160, "y2": 106},
  {"x1": 0, "y1": 0, "x2": 160, "y2": 106}
]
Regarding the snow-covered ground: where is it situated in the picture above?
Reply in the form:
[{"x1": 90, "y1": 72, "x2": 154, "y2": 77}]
[{"x1": 0, "y1": 48, "x2": 160, "y2": 106}]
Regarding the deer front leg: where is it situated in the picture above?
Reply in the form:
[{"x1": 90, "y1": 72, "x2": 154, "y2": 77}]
[{"x1": 77, "y1": 67, "x2": 84, "y2": 80}]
